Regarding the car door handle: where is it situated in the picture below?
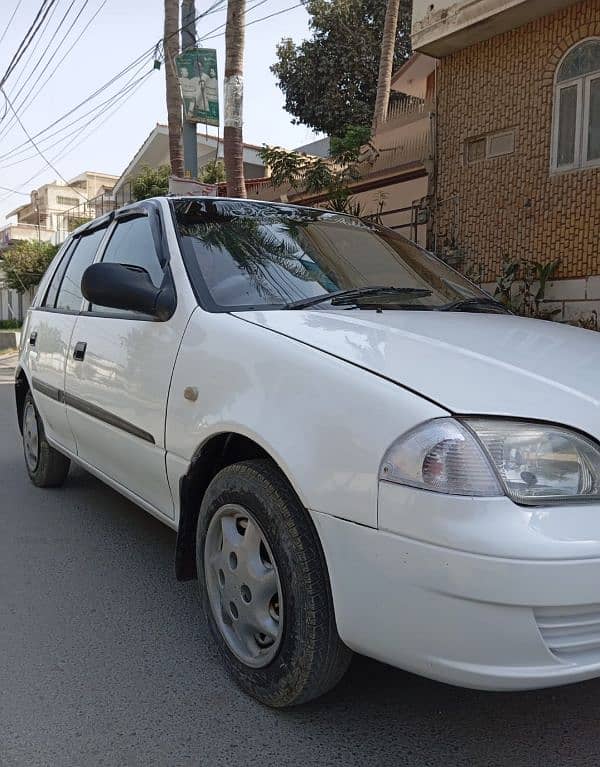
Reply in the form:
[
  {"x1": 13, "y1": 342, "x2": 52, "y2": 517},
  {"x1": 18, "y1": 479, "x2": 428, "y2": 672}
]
[
  {"x1": 73, "y1": 341, "x2": 87, "y2": 361},
  {"x1": 29, "y1": 331, "x2": 37, "y2": 346}
]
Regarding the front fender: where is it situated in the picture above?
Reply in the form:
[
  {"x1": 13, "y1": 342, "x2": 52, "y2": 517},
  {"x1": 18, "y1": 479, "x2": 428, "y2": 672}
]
[{"x1": 166, "y1": 310, "x2": 446, "y2": 529}]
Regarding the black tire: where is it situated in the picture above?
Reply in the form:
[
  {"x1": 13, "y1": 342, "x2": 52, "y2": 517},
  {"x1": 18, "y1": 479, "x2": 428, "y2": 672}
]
[
  {"x1": 22, "y1": 391, "x2": 70, "y2": 488},
  {"x1": 196, "y1": 459, "x2": 352, "y2": 707}
]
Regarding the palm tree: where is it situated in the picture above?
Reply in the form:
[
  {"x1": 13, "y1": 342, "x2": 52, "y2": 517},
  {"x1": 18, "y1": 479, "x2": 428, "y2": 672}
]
[
  {"x1": 224, "y1": 0, "x2": 247, "y2": 198},
  {"x1": 164, "y1": 0, "x2": 184, "y2": 177},
  {"x1": 371, "y1": 0, "x2": 402, "y2": 134}
]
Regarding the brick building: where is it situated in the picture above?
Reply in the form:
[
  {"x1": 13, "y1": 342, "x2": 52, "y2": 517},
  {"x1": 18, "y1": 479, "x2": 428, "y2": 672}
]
[{"x1": 412, "y1": 0, "x2": 600, "y2": 321}]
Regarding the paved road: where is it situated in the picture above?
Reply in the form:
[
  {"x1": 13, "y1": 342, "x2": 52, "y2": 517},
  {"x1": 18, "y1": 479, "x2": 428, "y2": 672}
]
[{"x1": 2, "y1": 359, "x2": 600, "y2": 767}]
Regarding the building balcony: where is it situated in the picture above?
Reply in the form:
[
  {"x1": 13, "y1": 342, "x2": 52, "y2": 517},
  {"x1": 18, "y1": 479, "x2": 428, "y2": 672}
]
[
  {"x1": 0, "y1": 223, "x2": 58, "y2": 248},
  {"x1": 412, "y1": 0, "x2": 582, "y2": 56}
]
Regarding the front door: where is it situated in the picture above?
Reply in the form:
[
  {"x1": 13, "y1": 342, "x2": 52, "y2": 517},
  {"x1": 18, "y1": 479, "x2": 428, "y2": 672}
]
[{"x1": 64, "y1": 207, "x2": 189, "y2": 519}]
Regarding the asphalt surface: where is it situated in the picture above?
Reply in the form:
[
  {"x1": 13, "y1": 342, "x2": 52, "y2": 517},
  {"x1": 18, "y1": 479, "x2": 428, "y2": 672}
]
[{"x1": 2, "y1": 354, "x2": 600, "y2": 767}]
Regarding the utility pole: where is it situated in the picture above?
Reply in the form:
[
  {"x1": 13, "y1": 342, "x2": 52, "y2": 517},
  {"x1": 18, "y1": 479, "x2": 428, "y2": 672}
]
[
  {"x1": 164, "y1": 0, "x2": 184, "y2": 177},
  {"x1": 181, "y1": 0, "x2": 198, "y2": 178},
  {"x1": 224, "y1": 0, "x2": 247, "y2": 198},
  {"x1": 32, "y1": 190, "x2": 40, "y2": 242}
]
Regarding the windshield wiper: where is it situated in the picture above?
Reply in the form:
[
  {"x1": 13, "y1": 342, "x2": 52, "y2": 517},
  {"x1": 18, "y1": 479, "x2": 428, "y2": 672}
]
[
  {"x1": 286, "y1": 286, "x2": 433, "y2": 310},
  {"x1": 438, "y1": 297, "x2": 509, "y2": 314}
]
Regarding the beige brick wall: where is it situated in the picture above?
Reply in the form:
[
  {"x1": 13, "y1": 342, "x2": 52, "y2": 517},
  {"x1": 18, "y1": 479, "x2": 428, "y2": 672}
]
[{"x1": 436, "y1": 0, "x2": 600, "y2": 283}]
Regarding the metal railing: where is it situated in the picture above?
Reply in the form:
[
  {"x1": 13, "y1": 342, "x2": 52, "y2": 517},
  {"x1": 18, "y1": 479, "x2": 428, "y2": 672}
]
[
  {"x1": 57, "y1": 182, "x2": 134, "y2": 242},
  {"x1": 383, "y1": 94, "x2": 434, "y2": 129},
  {"x1": 365, "y1": 129, "x2": 433, "y2": 176}
]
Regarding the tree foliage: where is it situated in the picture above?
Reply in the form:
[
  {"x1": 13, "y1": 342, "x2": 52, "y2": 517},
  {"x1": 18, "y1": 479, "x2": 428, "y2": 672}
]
[
  {"x1": 132, "y1": 164, "x2": 170, "y2": 201},
  {"x1": 200, "y1": 159, "x2": 226, "y2": 184},
  {"x1": 271, "y1": 0, "x2": 412, "y2": 137},
  {"x1": 259, "y1": 134, "x2": 378, "y2": 217},
  {"x1": 0, "y1": 239, "x2": 59, "y2": 292},
  {"x1": 67, "y1": 215, "x2": 92, "y2": 232}
]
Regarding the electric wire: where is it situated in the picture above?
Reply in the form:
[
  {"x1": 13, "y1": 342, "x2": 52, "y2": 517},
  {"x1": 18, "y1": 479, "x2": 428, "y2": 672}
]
[
  {"x1": 0, "y1": 0, "x2": 60, "y2": 90},
  {"x1": 0, "y1": 0, "x2": 84, "y2": 138},
  {"x1": 200, "y1": 1, "x2": 304, "y2": 41},
  {"x1": 0, "y1": 60, "x2": 154, "y2": 168},
  {"x1": 2, "y1": 0, "x2": 67, "y2": 103},
  {"x1": 0, "y1": 0, "x2": 226, "y2": 163},
  {"x1": 0, "y1": 0, "x2": 271, "y2": 205},
  {"x1": 1, "y1": 87, "x2": 90, "y2": 200},
  {"x1": 0, "y1": 0, "x2": 24, "y2": 49},
  {"x1": 0, "y1": 70, "x2": 154, "y2": 207}
]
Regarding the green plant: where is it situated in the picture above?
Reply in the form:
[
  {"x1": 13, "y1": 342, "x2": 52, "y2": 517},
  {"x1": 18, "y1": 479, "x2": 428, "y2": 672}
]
[
  {"x1": 259, "y1": 130, "x2": 379, "y2": 218},
  {"x1": 200, "y1": 159, "x2": 226, "y2": 184},
  {"x1": 570, "y1": 311, "x2": 599, "y2": 331},
  {"x1": 493, "y1": 257, "x2": 561, "y2": 318},
  {"x1": 0, "y1": 240, "x2": 59, "y2": 292},
  {"x1": 494, "y1": 259, "x2": 521, "y2": 308},
  {"x1": 67, "y1": 215, "x2": 93, "y2": 232},
  {"x1": 0, "y1": 319, "x2": 21, "y2": 329},
  {"x1": 132, "y1": 164, "x2": 170, "y2": 201}
]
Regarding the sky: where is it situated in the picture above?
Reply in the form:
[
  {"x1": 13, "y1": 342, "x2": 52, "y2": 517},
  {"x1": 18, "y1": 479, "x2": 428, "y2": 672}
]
[{"x1": 0, "y1": 0, "x2": 322, "y2": 224}]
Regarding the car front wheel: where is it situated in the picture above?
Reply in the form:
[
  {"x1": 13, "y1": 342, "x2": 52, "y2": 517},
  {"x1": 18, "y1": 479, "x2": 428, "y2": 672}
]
[
  {"x1": 196, "y1": 459, "x2": 351, "y2": 707},
  {"x1": 22, "y1": 391, "x2": 70, "y2": 488}
]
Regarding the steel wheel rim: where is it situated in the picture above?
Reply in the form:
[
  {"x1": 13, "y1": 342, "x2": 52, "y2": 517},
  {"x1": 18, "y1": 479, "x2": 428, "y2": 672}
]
[
  {"x1": 204, "y1": 503, "x2": 284, "y2": 668},
  {"x1": 23, "y1": 402, "x2": 39, "y2": 472}
]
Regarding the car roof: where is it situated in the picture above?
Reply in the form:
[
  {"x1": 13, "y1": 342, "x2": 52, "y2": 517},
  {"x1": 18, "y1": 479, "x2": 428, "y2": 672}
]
[{"x1": 66, "y1": 196, "x2": 358, "y2": 239}]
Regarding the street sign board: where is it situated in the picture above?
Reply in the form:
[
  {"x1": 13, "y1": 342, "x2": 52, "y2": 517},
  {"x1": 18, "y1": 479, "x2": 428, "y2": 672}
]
[{"x1": 175, "y1": 48, "x2": 219, "y2": 126}]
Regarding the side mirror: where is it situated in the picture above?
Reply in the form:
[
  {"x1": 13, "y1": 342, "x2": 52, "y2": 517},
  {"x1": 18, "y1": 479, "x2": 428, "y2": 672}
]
[{"x1": 81, "y1": 262, "x2": 175, "y2": 320}]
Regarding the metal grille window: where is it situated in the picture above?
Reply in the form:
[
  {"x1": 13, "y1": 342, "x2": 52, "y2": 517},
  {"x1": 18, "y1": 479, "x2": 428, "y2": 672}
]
[
  {"x1": 552, "y1": 38, "x2": 600, "y2": 171},
  {"x1": 56, "y1": 195, "x2": 80, "y2": 206}
]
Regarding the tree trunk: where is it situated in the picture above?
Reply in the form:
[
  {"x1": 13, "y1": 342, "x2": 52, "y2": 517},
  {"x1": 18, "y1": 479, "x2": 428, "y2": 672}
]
[
  {"x1": 224, "y1": 0, "x2": 247, "y2": 198},
  {"x1": 371, "y1": 0, "x2": 401, "y2": 134},
  {"x1": 164, "y1": 0, "x2": 184, "y2": 178}
]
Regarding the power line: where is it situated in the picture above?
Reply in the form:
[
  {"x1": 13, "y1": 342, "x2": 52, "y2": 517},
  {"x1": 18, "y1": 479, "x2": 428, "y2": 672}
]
[
  {"x1": 0, "y1": 69, "x2": 154, "y2": 206},
  {"x1": 0, "y1": 0, "x2": 107, "y2": 143},
  {"x1": 0, "y1": 0, "x2": 81, "y2": 137},
  {"x1": 0, "y1": 184, "x2": 30, "y2": 196},
  {"x1": 16, "y1": 0, "x2": 109, "y2": 130},
  {"x1": 0, "y1": 0, "x2": 226, "y2": 162},
  {"x1": 200, "y1": 1, "x2": 304, "y2": 41},
  {"x1": 2, "y1": 0, "x2": 66, "y2": 103},
  {"x1": 0, "y1": 0, "x2": 230, "y2": 203},
  {"x1": 0, "y1": 0, "x2": 24, "y2": 48},
  {"x1": 0, "y1": 47, "x2": 155, "y2": 162},
  {"x1": 198, "y1": 0, "x2": 269, "y2": 41},
  {"x1": 0, "y1": 0, "x2": 59, "y2": 90},
  {"x1": 0, "y1": 87, "x2": 89, "y2": 201},
  {"x1": 0, "y1": 60, "x2": 154, "y2": 168}
]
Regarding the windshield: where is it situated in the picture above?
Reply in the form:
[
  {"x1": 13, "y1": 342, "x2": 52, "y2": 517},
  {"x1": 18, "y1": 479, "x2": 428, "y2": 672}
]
[{"x1": 172, "y1": 199, "x2": 489, "y2": 311}]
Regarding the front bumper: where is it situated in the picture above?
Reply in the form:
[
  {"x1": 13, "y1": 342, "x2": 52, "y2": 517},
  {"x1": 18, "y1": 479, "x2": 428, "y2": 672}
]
[{"x1": 311, "y1": 490, "x2": 600, "y2": 691}]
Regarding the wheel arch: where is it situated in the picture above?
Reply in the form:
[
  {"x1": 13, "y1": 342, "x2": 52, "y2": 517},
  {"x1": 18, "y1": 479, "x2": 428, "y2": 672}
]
[{"x1": 175, "y1": 431, "x2": 309, "y2": 581}]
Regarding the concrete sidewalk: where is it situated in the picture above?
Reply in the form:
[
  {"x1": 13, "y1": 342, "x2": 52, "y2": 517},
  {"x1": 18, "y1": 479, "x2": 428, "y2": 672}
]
[{"x1": 0, "y1": 352, "x2": 18, "y2": 386}]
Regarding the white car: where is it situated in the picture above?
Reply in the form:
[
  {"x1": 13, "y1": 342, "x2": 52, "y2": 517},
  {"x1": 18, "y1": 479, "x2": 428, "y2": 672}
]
[{"x1": 15, "y1": 197, "x2": 600, "y2": 707}]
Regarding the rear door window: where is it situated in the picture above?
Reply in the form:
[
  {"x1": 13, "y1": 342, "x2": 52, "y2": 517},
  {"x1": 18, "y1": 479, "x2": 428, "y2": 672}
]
[
  {"x1": 42, "y1": 239, "x2": 76, "y2": 308},
  {"x1": 55, "y1": 228, "x2": 106, "y2": 312}
]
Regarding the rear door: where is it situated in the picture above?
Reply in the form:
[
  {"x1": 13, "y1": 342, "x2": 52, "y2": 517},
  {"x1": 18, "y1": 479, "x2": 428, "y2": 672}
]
[
  {"x1": 26, "y1": 227, "x2": 108, "y2": 453},
  {"x1": 64, "y1": 204, "x2": 189, "y2": 519}
]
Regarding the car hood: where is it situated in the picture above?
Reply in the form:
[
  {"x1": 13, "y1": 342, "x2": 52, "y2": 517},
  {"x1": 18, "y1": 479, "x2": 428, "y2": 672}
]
[{"x1": 235, "y1": 309, "x2": 600, "y2": 436}]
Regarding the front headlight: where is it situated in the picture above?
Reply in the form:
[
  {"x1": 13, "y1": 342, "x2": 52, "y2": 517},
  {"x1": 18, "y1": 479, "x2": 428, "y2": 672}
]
[
  {"x1": 379, "y1": 419, "x2": 503, "y2": 497},
  {"x1": 380, "y1": 418, "x2": 600, "y2": 504},
  {"x1": 464, "y1": 419, "x2": 600, "y2": 504}
]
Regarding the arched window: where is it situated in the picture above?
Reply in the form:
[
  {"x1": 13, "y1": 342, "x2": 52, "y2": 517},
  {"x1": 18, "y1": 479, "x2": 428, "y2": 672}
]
[{"x1": 552, "y1": 38, "x2": 600, "y2": 171}]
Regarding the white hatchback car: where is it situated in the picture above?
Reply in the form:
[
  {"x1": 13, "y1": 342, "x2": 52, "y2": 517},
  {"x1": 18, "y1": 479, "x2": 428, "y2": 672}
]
[{"x1": 15, "y1": 196, "x2": 600, "y2": 706}]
